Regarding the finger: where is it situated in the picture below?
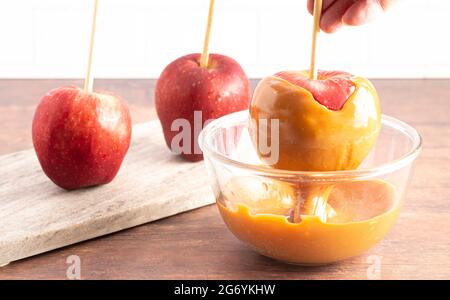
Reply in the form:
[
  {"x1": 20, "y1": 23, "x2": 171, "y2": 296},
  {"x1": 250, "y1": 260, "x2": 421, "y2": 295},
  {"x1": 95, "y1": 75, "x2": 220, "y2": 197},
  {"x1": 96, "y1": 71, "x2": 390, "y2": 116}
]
[
  {"x1": 307, "y1": 0, "x2": 338, "y2": 15},
  {"x1": 379, "y1": 0, "x2": 398, "y2": 11},
  {"x1": 342, "y1": 0, "x2": 384, "y2": 26},
  {"x1": 320, "y1": 0, "x2": 357, "y2": 33}
]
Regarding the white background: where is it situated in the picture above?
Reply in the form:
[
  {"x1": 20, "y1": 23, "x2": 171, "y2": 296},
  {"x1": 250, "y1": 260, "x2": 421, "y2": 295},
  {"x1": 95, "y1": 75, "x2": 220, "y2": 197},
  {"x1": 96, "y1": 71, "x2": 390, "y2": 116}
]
[{"x1": 0, "y1": 0, "x2": 449, "y2": 79}]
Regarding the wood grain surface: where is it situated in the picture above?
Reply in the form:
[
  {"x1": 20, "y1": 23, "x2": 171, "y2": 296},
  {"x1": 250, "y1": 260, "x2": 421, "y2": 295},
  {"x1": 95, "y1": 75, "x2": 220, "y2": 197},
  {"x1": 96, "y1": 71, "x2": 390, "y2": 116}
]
[{"x1": 0, "y1": 79, "x2": 449, "y2": 279}]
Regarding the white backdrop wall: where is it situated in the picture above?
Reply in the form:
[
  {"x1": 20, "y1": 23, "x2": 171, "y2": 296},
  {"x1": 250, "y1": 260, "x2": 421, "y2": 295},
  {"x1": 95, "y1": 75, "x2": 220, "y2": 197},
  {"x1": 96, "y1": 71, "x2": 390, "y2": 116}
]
[{"x1": 0, "y1": 0, "x2": 449, "y2": 79}]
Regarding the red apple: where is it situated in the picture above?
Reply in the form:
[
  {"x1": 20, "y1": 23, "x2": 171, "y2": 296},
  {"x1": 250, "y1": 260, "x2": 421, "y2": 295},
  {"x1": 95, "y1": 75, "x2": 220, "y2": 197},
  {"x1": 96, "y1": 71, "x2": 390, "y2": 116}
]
[
  {"x1": 155, "y1": 53, "x2": 250, "y2": 161},
  {"x1": 32, "y1": 86, "x2": 132, "y2": 190}
]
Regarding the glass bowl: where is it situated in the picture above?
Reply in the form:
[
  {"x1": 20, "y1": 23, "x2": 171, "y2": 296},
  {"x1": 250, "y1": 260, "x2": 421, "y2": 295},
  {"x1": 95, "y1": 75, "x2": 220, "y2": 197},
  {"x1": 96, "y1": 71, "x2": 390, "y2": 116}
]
[{"x1": 199, "y1": 110, "x2": 422, "y2": 265}]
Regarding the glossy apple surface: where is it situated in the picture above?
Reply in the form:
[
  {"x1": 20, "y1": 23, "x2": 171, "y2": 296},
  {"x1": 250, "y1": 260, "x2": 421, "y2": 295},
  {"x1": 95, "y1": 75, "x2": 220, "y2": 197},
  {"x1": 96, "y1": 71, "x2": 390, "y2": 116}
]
[
  {"x1": 32, "y1": 86, "x2": 132, "y2": 190},
  {"x1": 155, "y1": 53, "x2": 250, "y2": 161},
  {"x1": 249, "y1": 70, "x2": 381, "y2": 171}
]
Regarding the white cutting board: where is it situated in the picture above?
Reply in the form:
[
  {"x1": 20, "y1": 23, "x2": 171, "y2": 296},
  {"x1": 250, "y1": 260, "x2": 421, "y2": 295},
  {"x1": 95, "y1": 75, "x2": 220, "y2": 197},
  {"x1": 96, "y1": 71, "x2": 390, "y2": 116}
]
[{"x1": 0, "y1": 121, "x2": 215, "y2": 265}]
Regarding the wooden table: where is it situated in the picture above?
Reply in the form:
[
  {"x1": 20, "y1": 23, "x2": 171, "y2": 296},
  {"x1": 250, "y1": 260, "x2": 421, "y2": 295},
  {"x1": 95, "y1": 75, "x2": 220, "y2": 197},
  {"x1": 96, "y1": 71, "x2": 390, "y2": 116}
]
[{"x1": 0, "y1": 79, "x2": 449, "y2": 279}]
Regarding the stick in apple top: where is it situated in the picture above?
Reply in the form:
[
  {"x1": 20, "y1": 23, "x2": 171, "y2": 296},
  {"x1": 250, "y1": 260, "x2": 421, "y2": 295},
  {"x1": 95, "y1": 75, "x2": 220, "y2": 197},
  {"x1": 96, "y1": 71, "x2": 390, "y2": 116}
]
[
  {"x1": 84, "y1": 0, "x2": 99, "y2": 93},
  {"x1": 309, "y1": 0, "x2": 323, "y2": 80},
  {"x1": 200, "y1": 0, "x2": 216, "y2": 68}
]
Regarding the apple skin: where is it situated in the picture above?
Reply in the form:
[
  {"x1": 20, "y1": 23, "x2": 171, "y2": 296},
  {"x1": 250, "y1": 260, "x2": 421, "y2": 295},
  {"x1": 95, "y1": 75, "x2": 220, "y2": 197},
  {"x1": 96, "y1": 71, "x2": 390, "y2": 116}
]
[
  {"x1": 155, "y1": 53, "x2": 250, "y2": 161},
  {"x1": 32, "y1": 86, "x2": 132, "y2": 190},
  {"x1": 275, "y1": 70, "x2": 355, "y2": 111},
  {"x1": 249, "y1": 70, "x2": 381, "y2": 171}
]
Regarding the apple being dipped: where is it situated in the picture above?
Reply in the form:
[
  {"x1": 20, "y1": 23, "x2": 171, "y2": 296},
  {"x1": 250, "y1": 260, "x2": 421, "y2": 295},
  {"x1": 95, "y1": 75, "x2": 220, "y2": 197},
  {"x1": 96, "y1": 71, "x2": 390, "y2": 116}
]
[
  {"x1": 32, "y1": 86, "x2": 132, "y2": 190},
  {"x1": 155, "y1": 53, "x2": 250, "y2": 161},
  {"x1": 249, "y1": 70, "x2": 381, "y2": 171}
]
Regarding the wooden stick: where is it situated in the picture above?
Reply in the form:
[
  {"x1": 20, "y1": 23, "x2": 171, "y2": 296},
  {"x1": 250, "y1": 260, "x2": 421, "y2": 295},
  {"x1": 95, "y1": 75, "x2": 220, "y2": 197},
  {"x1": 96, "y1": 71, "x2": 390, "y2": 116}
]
[
  {"x1": 200, "y1": 0, "x2": 215, "y2": 68},
  {"x1": 84, "y1": 0, "x2": 99, "y2": 93},
  {"x1": 309, "y1": 0, "x2": 323, "y2": 80},
  {"x1": 289, "y1": 185, "x2": 334, "y2": 223}
]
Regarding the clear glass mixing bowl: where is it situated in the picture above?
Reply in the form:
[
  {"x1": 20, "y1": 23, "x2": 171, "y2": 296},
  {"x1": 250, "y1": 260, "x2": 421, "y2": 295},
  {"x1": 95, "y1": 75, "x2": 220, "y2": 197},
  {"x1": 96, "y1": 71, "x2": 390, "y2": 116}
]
[{"x1": 199, "y1": 110, "x2": 422, "y2": 265}]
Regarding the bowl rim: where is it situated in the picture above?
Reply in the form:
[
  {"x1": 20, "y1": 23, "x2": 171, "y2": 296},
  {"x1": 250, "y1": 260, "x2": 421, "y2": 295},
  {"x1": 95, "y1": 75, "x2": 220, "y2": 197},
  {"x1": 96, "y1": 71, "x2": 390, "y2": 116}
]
[{"x1": 198, "y1": 110, "x2": 422, "y2": 180}]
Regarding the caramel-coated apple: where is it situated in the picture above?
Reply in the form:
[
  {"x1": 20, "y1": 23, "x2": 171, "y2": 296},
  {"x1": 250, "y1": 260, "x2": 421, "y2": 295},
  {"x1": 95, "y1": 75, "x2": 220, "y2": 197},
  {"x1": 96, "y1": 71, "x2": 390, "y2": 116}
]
[{"x1": 249, "y1": 70, "x2": 381, "y2": 171}]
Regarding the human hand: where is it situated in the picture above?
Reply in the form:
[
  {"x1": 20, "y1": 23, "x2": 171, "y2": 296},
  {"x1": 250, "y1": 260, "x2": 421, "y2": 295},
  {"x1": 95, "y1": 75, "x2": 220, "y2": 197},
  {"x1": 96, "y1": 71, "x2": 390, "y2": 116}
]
[{"x1": 307, "y1": 0, "x2": 397, "y2": 33}]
